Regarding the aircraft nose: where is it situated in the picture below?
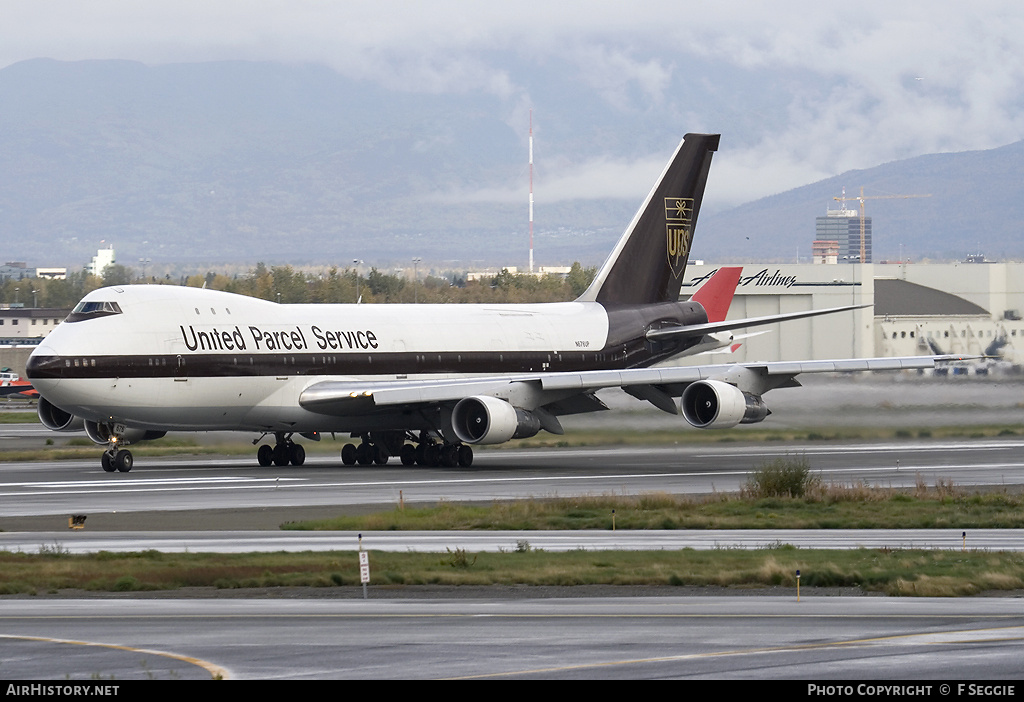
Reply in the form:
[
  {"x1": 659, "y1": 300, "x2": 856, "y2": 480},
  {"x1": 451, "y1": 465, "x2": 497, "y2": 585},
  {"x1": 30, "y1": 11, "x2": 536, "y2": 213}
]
[{"x1": 26, "y1": 344, "x2": 63, "y2": 386}]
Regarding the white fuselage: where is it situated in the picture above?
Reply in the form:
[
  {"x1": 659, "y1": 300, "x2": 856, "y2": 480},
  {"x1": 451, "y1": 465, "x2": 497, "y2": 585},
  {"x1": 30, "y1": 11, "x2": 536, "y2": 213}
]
[{"x1": 30, "y1": 285, "x2": 613, "y2": 433}]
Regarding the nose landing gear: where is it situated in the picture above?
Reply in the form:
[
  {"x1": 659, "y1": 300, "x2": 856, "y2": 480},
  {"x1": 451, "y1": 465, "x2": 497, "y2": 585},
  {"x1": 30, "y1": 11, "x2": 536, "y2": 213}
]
[{"x1": 101, "y1": 446, "x2": 133, "y2": 473}]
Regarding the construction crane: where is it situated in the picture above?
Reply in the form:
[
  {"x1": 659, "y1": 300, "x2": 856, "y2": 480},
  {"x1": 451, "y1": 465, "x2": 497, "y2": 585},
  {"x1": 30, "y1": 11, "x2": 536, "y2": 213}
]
[{"x1": 833, "y1": 187, "x2": 931, "y2": 263}]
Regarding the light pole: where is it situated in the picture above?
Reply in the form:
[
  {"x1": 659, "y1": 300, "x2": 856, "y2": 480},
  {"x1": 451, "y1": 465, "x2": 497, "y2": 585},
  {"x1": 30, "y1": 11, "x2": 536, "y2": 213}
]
[
  {"x1": 353, "y1": 259, "x2": 362, "y2": 304},
  {"x1": 412, "y1": 257, "x2": 421, "y2": 304},
  {"x1": 139, "y1": 258, "x2": 150, "y2": 283}
]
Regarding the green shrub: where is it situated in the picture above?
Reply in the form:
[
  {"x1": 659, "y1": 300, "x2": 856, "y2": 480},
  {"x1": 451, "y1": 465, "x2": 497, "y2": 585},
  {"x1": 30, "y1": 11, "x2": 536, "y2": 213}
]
[
  {"x1": 743, "y1": 457, "x2": 818, "y2": 498},
  {"x1": 113, "y1": 575, "x2": 141, "y2": 591}
]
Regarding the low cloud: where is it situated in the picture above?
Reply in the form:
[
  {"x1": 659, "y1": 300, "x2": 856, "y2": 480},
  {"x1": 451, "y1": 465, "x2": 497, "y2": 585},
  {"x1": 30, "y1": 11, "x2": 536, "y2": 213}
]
[{"x1": 4, "y1": 1, "x2": 1023, "y2": 205}]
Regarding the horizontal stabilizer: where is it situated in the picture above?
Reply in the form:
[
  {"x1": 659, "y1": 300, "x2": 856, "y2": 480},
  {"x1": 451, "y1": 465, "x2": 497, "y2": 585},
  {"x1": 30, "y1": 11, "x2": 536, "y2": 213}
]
[{"x1": 645, "y1": 304, "x2": 871, "y2": 342}]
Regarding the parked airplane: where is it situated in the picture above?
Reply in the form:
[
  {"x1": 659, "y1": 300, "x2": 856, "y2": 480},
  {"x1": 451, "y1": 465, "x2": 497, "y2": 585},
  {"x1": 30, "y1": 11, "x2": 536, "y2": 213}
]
[
  {"x1": 0, "y1": 368, "x2": 38, "y2": 398},
  {"x1": 683, "y1": 266, "x2": 767, "y2": 356},
  {"x1": 26, "y1": 133, "x2": 964, "y2": 472}
]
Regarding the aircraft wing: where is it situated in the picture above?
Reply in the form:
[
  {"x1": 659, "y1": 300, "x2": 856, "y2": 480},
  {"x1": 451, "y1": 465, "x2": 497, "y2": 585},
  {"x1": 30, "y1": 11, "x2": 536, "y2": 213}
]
[
  {"x1": 298, "y1": 354, "x2": 969, "y2": 418},
  {"x1": 300, "y1": 377, "x2": 538, "y2": 415},
  {"x1": 538, "y1": 355, "x2": 956, "y2": 392},
  {"x1": 645, "y1": 304, "x2": 871, "y2": 342}
]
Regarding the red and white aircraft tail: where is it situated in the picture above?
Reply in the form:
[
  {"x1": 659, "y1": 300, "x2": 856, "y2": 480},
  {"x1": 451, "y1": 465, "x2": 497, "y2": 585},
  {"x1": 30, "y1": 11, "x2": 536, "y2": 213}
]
[{"x1": 691, "y1": 267, "x2": 742, "y2": 323}]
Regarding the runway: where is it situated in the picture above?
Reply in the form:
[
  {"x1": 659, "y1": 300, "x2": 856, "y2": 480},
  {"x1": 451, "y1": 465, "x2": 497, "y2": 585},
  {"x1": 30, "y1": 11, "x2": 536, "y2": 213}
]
[
  {"x1": 1, "y1": 438, "x2": 1023, "y2": 529},
  {"x1": 2, "y1": 597, "x2": 1022, "y2": 679},
  {"x1": 3, "y1": 385, "x2": 1024, "y2": 680},
  {"x1": 4, "y1": 372, "x2": 1024, "y2": 526}
]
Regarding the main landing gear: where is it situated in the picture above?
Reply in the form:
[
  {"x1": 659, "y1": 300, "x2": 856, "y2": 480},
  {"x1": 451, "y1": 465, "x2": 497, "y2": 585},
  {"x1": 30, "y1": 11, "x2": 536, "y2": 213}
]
[
  {"x1": 256, "y1": 432, "x2": 306, "y2": 467},
  {"x1": 340, "y1": 432, "x2": 473, "y2": 468},
  {"x1": 254, "y1": 431, "x2": 475, "y2": 468},
  {"x1": 340, "y1": 440, "x2": 388, "y2": 466}
]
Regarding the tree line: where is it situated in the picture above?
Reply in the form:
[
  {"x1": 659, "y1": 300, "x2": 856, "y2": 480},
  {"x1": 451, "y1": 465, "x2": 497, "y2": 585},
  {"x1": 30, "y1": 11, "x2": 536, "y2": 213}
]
[{"x1": 0, "y1": 262, "x2": 597, "y2": 308}]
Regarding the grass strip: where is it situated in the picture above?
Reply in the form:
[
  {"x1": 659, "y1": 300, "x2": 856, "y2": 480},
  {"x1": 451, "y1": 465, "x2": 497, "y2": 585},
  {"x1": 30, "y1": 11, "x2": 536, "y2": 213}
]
[
  {"x1": 283, "y1": 486, "x2": 1024, "y2": 531},
  {"x1": 2, "y1": 547, "x2": 1022, "y2": 597},
  {"x1": 0, "y1": 411, "x2": 38, "y2": 423}
]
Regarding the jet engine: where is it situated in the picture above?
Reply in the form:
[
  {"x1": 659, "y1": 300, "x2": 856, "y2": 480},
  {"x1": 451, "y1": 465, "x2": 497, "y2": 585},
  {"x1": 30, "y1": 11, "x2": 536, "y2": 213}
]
[
  {"x1": 451, "y1": 395, "x2": 542, "y2": 444},
  {"x1": 37, "y1": 398, "x2": 84, "y2": 432},
  {"x1": 680, "y1": 379, "x2": 769, "y2": 429},
  {"x1": 84, "y1": 421, "x2": 167, "y2": 446}
]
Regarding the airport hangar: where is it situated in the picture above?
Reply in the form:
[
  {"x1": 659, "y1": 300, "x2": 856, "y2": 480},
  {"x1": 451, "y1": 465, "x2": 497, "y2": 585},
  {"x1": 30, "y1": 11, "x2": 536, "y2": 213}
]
[{"x1": 678, "y1": 261, "x2": 1024, "y2": 368}]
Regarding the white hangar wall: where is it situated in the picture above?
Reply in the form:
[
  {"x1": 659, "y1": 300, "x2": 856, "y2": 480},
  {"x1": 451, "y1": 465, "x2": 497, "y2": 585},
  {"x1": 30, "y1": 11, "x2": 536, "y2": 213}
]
[
  {"x1": 678, "y1": 262, "x2": 1024, "y2": 365},
  {"x1": 896, "y1": 262, "x2": 1024, "y2": 321}
]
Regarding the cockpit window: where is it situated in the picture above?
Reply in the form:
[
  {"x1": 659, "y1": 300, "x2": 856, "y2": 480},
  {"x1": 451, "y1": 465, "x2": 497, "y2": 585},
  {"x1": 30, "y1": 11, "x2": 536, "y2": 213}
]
[
  {"x1": 73, "y1": 301, "x2": 122, "y2": 315},
  {"x1": 66, "y1": 300, "x2": 123, "y2": 322}
]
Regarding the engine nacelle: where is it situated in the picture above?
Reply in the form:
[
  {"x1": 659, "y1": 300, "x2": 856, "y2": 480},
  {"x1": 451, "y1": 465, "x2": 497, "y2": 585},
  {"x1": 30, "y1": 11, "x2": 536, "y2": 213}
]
[
  {"x1": 84, "y1": 421, "x2": 167, "y2": 446},
  {"x1": 680, "y1": 379, "x2": 769, "y2": 429},
  {"x1": 37, "y1": 398, "x2": 84, "y2": 432},
  {"x1": 451, "y1": 395, "x2": 542, "y2": 445}
]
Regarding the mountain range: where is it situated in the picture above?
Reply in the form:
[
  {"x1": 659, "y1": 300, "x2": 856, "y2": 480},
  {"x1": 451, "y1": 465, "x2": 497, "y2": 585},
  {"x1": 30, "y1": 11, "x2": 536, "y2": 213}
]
[
  {"x1": 705, "y1": 139, "x2": 1024, "y2": 264},
  {"x1": 1, "y1": 59, "x2": 1021, "y2": 271}
]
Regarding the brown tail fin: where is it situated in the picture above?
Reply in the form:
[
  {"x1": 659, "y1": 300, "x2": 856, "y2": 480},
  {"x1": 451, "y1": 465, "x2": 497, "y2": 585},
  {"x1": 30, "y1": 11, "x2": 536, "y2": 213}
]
[{"x1": 578, "y1": 133, "x2": 720, "y2": 305}]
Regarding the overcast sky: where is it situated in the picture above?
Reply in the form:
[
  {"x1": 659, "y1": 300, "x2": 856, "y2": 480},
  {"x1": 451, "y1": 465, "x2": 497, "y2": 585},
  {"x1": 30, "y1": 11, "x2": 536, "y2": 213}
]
[{"x1": 4, "y1": 1, "x2": 1023, "y2": 209}]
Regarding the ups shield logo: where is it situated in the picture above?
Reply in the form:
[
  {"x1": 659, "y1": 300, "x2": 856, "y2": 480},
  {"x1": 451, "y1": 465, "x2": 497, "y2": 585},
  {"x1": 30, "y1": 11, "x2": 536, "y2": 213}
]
[{"x1": 664, "y1": 198, "x2": 694, "y2": 279}]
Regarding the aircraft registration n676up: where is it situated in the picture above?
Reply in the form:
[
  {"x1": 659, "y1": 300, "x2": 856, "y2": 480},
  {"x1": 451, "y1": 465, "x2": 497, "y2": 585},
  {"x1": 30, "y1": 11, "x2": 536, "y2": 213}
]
[{"x1": 27, "y1": 133, "x2": 964, "y2": 472}]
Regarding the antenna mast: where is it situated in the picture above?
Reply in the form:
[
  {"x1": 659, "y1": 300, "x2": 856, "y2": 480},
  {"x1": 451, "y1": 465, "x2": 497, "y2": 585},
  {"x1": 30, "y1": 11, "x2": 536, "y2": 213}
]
[{"x1": 529, "y1": 110, "x2": 534, "y2": 274}]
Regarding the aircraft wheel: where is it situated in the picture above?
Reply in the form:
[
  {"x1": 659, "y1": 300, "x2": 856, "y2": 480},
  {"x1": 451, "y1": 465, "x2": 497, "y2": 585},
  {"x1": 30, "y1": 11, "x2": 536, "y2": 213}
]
[
  {"x1": 458, "y1": 445, "x2": 474, "y2": 467},
  {"x1": 257, "y1": 444, "x2": 274, "y2": 467},
  {"x1": 289, "y1": 443, "x2": 306, "y2": 466},
  {"x1": 272, "y1": 445, "x2": 290, "y2": 467},
  {"x1": 441, "y1": 444, "x2": 459, "y2": 468},
  {"x1": 341, "y1": 443, "x2": 357, "y2": 465},
  {"x1": 101, "y1": 452, "x2": 116, "y2": 472},
  {"x1": 356, "y1": 443, "x2": 374, "y2": 465},
  {"x1": 373, "y1": 445, "x2": 389, "y2": 465},
  {"x1": 425, "y1": 444, "x2": 442, "y2": 467},
  {"x1": 400, "y1": 443, "x2": 417, "y2": 466},
  {"x1": 115, "y1": 449, "x2": 133, "y2": 473}
]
